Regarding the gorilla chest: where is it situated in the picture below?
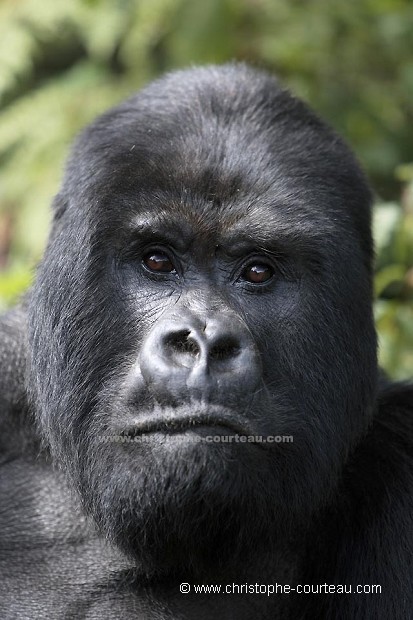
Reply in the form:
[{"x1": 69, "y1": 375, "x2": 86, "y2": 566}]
[
  {"x1": 0, "y1": 458, "x2": 292, "y2": 619},
  {"x1": 0, "y1": 458, "x2": 143, "y2": 618}
]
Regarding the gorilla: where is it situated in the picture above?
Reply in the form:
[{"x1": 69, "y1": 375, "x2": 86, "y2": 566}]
[{"x1": 0, "y1": 64, "x2": 412, "y2": 619}]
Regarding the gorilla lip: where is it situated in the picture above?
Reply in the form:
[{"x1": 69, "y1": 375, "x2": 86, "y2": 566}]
[{"x1": 120, "y1": 411, "x2": 253, "y2": 438}]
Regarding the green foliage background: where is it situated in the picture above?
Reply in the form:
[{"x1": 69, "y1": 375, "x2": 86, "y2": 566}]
[{"x1": 0, "y1": 0, "x2": 412, "y2": 378}]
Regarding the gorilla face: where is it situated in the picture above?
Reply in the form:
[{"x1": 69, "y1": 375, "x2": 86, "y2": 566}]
[{"x1": 28, "y1": 65, "x2": 377, "y2": 576}]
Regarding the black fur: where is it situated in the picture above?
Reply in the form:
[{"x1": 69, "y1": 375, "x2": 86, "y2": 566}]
[{"x1": 0, "y1": 64, "x2": 412, "y2": 619}]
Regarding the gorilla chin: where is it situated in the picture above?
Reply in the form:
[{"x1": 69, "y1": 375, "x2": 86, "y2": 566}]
[
  {"x1": 69, "y1": 373, "x2": 339, "y2": 579},
  {"x1": 81, "y1": 399, "x2": 286, "y2": 577}
]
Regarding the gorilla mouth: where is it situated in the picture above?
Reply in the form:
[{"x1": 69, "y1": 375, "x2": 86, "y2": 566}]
[{"x1": 120, "y1": 409, "x2": 253, "y2": 438}]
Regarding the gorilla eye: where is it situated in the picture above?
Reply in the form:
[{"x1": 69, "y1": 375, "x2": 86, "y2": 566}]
[
  {"x1": 242, "y1": 263, "x2": 274, "y2": 284},
  {"x1": 143, "y1": 251, "x2": 175, "y2": 274}
]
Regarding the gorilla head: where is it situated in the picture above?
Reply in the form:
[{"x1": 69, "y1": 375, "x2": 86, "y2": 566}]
[{"x1": 28, "y1": 64, "x2": 377, "y2": 577}]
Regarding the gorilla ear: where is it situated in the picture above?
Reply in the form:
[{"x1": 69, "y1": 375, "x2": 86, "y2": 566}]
[
  {"x1": 51, "y1": 193, "x2": 68, "y2": 222},
  {"x1": 45, "y1": 193, "x2": 68, "y2": 246}
]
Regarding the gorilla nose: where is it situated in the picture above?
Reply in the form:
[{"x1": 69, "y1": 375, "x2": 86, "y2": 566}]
[
  {"x1": 139, "y1": 314, "x2": 261, "y2": 401},
  {"x1": 163, "y1": 328, "x2": 240, "y2": 368}
]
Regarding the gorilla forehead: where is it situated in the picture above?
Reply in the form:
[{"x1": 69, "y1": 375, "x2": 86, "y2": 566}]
[
  {"x1": 63, "y1": 63, "x2": 372, "y2": 260},
  {"x1": 72, "y1": 65, "x2": 349, "y2": 184},
  {"x1": 109, "y1": 192, "x2": 330, "y2": 261}
]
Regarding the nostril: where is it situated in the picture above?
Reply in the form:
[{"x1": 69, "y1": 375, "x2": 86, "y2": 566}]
[
  {"x1": 164, "y1": 330, "x2": 201, "y2": 357},
  {"x1": 209, "y1": 337, "x2": 240, "y2": 362}
]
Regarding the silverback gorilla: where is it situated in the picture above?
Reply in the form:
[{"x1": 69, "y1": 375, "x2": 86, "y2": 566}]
[{"x1": 0, "y1": 64, "x2": 412, "y2": 619}]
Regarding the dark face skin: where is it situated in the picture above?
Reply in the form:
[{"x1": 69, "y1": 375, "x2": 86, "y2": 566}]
[{"x1": 28, "y1": 65, "x2": 377, "y2": 579}]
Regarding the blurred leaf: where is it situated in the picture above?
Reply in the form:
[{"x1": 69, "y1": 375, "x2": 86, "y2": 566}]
[
  {"x1": 0, "y1": 267, "x2": 32, "y2": 311},
  {"x1": 373, "y1": 202, "x2": 401, "y2": 258},
  {"x1": 374, "y1": 264, "x2": 406, "y2": 297}
]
